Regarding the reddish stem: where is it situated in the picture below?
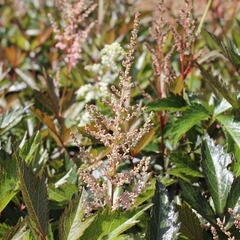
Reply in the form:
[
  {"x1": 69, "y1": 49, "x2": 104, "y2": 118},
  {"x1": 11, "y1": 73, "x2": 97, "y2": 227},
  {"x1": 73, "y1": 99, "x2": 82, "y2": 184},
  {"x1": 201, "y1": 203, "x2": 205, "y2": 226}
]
[{"x1": 180, "y1": 53, "x2": 185, "y2": 81}]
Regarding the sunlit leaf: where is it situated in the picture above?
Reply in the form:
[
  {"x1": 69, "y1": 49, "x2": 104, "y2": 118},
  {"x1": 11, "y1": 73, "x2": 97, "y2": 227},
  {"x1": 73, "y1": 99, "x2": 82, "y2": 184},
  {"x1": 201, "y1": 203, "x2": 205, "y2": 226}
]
[
  {"x1": 0, "y1": 107, "x2": 27, "y2": 136},
  {"x1": 19, "y1": 132, "x2": 41, "y2": 164},
  {"x1": 213, "y1": 98, "x2": 232, "y2": 116},
  {"x1": 217, "y1": 115, "x2": 240, "y2": 148},
  {"x1": 4, "y1": 220, "x2": 29, "y2": 240},
  {"x1": 48, "y1": 184, "x2": 78, "y2": 203},
  {"x1": 202, "y1": 135, "x2": 234, "y2": 215},
  {"x1": 15, "y1": 69, "x2": 39, "y2": 90},
  {"x1": 59, "y1": 189, "x2": 95, "y2": 240},
  {"x1": 206, "y1": 31, "x2": 240, "y2": 71},
  {"x1": 81, "y1": 204, "x2": 152, "y2": 240},
  {"x1": 147, "y1": 180, "x2": 180, "y2": 240}
]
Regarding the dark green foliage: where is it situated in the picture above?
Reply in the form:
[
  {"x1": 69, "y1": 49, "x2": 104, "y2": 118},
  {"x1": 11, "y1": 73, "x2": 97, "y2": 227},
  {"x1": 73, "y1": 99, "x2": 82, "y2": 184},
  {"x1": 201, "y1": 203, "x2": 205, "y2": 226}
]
[
  {"x1": 165, "y1": 104, "x2": 210, "y2": 145},
  {"x1": 1, "y1": 1, "x2": 240, "y2": 239},
  {"x1": 17, "y1": 158, "x2": 48, "y2": 239},
  {"x1": 179, "y1": 181, "x2": 216, "y2": 224},
  {"x1": 0, "y1": 150, "x2": 18, "y2": 212},
  {"x1": 81, "y1": 204, "x2": 152, "y2": 240},
  {"x1": 147, "y1": 181, "x2": 179, "y2": 240},
  {"x1": 146, "y1": 94, "x2": 188, "y2": 112},
  {"x1": 178, "y1": 203, "x2": 206, "y2": 240},
  {"x1": 207, "y1": 31, "x2": 240, "y2": 71}
]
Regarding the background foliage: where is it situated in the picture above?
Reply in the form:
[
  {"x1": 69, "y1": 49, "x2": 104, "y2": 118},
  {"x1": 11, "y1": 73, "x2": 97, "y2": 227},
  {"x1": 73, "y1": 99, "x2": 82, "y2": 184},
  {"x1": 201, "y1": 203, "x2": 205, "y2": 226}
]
[{"x1": 1, "y1": 0, "x2": 240, "y2": 239}]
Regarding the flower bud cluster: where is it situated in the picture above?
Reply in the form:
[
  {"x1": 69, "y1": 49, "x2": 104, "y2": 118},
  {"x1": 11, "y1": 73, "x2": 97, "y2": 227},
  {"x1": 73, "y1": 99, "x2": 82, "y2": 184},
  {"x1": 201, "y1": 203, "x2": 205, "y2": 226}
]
[
  {"x1": 75, "y1": 13, "x2": 153, "y2": 213},
  {"x1": 49, "y1": 0, "x2": 96, "y2": 72}
]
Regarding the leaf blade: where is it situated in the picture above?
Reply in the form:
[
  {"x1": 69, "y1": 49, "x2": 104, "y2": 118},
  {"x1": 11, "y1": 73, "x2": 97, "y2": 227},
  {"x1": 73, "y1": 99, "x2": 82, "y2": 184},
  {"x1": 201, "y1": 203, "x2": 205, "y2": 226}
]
[
  {"x1": 165, "y1": 104, "x2": 209, "y2": 145},
  {"x1": 146, "y1": 95, "x2": 187, "y2": 112},
  {"x1": 202, "y1": 135, "x2": 234, "y2": 215},
  {"x1": 147, "y1": 180, "x2": 180, "y2": 240},
  {"x1": 17, "y1": 158, "x2": 48, "y2": 238},
  {"x1": 59, "y1": 189, "x2": 95, "y2": 240}
]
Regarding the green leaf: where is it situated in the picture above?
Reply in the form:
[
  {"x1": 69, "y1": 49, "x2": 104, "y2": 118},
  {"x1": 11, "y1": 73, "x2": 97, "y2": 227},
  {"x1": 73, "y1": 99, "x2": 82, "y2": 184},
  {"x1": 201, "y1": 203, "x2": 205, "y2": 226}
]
[
  {"x1": 178, "y1": 203, "x2": 205, "y2": 240},
  {"x1": 59, "y1": 189, "x2": 95, "y2": 240},
  {"x1": 198, "y1": 64, "x2": 239, "y2": 108},
  {"x1": 168, "y1": 152, "x2": 203, "y2": 179},
  {"x1": 147, "y1": 181, "x2": 180, "y2": 240},
  {"x1": 202, "y1": 135, "x2": 234, "y2": 215},
  {"x1": 225, "y1": 178, "x2": 240, "y2": 229},
  {"x1": 226, "y1": 133, "x2": 240, "y2": 177},
  {"x1": 165, "y1": 104, "x2": 209, "y2": 145},
  {"x1": 0, "y1": 223, "x2": 11, "y2": 239},
  {"x1": 213, "y1": 98, "x2": 232, "y2": 116},
  {"x1": 48, "y1": 183, "x2": 78, "y2": 203},
  {"x1": 225, "y1": 177, "x2": 240, "y2": 211},
  {"x1": 19, "y1": 132, "x2": 48, "y2": 175},
  {"x1": 54, "y1": 165, "x2": 78, "y2": 187},
  {"x1": 4, "y1": 221, "x2": 29, "y2": 240},
  {"x1": 0, "y1": 190, "x2": 18, "y2": 213},
  {"x1": 166, "y1": 169, "x2": 196, "y2": 183},
  {"x1": 146, "y1": 95, "x2": 187, "y2": 112},
  {"x1": 0, "y1": 107, "x2": 26, "y2": 136},
  {"x1": 207, "y1": 31, "x2": 240, "y2": 70},
  {"x1": 179, "y1": 181, "x2": 215, "y2": 224},
  {"x1": 19, "y1": 132, "x2": 41, "y2": 165},
  {"x1": 217, "y1": 115, "x2": 240, "y2": 148},
  {"x1": 81, "y1": 204, "x2": 152, "y2": 240},
  {"x1": 0, "y1": 150, "x2": 18, "y2": 212},
  {"x1": 17, "y1": 157, "x2": 48, "y2": 238},
  {"x1": 47, "y1": 224, "x2": 54, "y2": 240},
  {"x1": 15, "y1": 69, "x2": 39, "y2": 90}
]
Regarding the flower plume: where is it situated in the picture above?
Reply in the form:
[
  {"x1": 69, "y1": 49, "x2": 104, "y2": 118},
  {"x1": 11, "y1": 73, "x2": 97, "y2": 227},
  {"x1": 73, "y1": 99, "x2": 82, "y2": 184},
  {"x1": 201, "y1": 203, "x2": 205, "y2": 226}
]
[
  {"x1": 74, "y1": 12, "x2": 153, "y2": 213},
  {"x1": 49, "y1": 0, "x2": 97, "y2": 72}
]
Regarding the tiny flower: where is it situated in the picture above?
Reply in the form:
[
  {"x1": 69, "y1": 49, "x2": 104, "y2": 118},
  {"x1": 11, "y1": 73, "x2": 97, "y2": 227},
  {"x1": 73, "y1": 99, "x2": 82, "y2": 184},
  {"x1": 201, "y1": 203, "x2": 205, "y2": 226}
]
[{"x1": 49, "y1": 0, "x2": 97, "y2": 72}]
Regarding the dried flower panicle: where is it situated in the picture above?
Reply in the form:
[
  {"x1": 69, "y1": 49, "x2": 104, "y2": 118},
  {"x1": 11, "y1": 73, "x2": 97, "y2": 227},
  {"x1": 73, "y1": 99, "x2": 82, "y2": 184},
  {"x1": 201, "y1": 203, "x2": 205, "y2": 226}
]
[
  {"x1": 211, "y1": 226, "x2": 219, "y2": 240},
  {"x1": 49, "y1": 0, "x2": 97, "y2": 72},
  {"x1": 76, "y1": 13, "x2": 153, "y2": 213},
  {"x1": 149, "y1": 0, "x2": 175, "y2": 98},
  {"x1": 149, "y1": 0, "x2": 198, "y2": 97},
  {"x1": 228, "y1": 208, "x2": 240, "y2": 230},
  {"x1": 216, "y1": 218, "x2": 235, "y2": 240},
  {"x1": 211, "y1": 212, "x2": 240, "y2": 240}
]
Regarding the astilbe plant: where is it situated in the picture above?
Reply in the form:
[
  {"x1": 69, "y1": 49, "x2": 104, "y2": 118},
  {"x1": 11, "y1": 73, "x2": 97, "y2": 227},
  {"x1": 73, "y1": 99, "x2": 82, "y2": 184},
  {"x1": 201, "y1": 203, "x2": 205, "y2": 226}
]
[
  {"x1": 74, "y1": 13, "x2": 153, "y2": 213},
  {"x1": 147, "y1": 0, "x2": 199, "y2": 164},
  {"x1": 150, "y1": 0, "x2": 198, "y2": 95},
  {"x1": 49, "y1": 0, "x2": 97, "y2": 72}
]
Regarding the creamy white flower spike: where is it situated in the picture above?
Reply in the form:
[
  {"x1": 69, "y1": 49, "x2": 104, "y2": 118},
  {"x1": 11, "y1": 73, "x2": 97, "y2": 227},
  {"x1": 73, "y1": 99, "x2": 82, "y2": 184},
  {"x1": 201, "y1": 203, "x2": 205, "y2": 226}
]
[{"x1": 76, "y1": 42, "x2": 125, "y2": 102}]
